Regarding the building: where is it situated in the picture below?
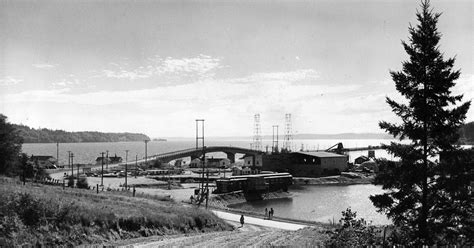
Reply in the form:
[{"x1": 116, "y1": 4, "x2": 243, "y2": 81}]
[
  {"x1": 30, "y1": 155, "x2": 57, "y2": 169},
  {"x1": 189, "y1": 158, "x2": 202, "y2": 168},
  {"x1": 207, "y1": 158, "x2": 231, "y2": 168},
  {"x1": 190, "y1": 157, "x2": 231, "y2": 168},
  {"x1": 232, "y1": 166, "x2": 252, "y2": 176},
  {"x1": 242, "y1": 154, "x2": 263, "y2": 167},
  {"x1": 215, "y1": 172, "x2": 293, "y2": 194},
  {"x1": 354, "y1": 155, "x2": 369, "y2": 165},
  {"x1": 109, "y1": 154, "x2": 123, "y2": 164},
  {"x1": 261, "y1": 151, "x2": 348, "y2": 177},
  {"x1": 95, "y1": 157, "x2": 111, "y2": 165}
]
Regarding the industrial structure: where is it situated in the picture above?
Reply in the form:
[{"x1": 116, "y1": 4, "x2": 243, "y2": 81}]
[
  {"x1": 243, "y1": 151, "x2": 348, "y2": 177},
  {"x1": 252, "y1": 114, "x2": 262, "y2": 151},
  {"x1": 283, "y1": 113, "x2": 293, "y2": 152},
  {"x1": 215, "y1": 172, "x2": 293, "y2": 194}
]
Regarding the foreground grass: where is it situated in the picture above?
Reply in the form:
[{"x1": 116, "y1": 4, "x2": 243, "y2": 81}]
[{"x1": 0, "y1": 177, "x2": 232, "y2": 247}]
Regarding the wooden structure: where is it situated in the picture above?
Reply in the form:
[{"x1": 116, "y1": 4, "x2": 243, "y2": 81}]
[{"x1": 215, "y1": 172, "x2": 292, "y2": 194}]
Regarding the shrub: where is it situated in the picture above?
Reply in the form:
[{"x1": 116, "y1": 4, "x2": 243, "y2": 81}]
[
  {"x1": 76, "y1": 176, "x2": 89, "y2": 189},
  {"x1": 326, "y1": 207, "x2": 382, "y2": 247},
  {"x1": 67, "y1": 176, "x2": 74, "y2": 187}
]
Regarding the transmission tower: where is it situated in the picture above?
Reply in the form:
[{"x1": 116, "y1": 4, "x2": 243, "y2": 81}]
[
  {"x1": 253, "y1": 114, "x2": 262, "y2": 151},
  {"x1": 283, "y1": 113, "x2": 293, "y2": 152}
]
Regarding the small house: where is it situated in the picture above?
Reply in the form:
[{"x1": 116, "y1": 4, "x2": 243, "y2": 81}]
[{"x1": 109, "y1": 154, "x2": 123, "y2": 164}]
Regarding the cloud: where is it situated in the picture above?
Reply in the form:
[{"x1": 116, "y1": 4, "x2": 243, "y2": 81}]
[
  {"x1": 32, "y1": 63, "x2": 57, "y2": 69},
  {"x1": 96, "y1": 54, "x2": 223, "y2": 81},
  {"x1": 453, "y1": 74, "x2": 474, "y2": 102},
  {"x1": 0, "y1": 76, "x2": 23, "y2": 86},
  {"x1": 229, "y1": 69, "x2": 320, "y2": 84}
]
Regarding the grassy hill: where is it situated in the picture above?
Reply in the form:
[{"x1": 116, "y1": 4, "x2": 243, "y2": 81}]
[{"x1": 0, "y1": 177, "x2": 231, "y2": 247}]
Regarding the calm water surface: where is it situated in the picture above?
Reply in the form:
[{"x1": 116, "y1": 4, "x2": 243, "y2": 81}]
[
  {"x1": 23, "y1": 139, "x2": 392, "y2": 225},
  {"x1": 22, "y1": 139, "x2": 395, "y2": 165},
  {"x1": 231, "y1": 184, "x2": 390, "y2": 225}
]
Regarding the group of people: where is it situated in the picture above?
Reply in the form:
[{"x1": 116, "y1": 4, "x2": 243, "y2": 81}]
[
  {"x1": 264, "y1": 207, "x2": 274, "y2": 220},
  {"x1": 239, "y1": 207, "x2": 275, "y2": 228}
]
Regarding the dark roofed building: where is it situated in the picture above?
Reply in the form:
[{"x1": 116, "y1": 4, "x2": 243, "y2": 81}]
[
  {"x1": 354, "y1": 155, "x2": 369, "y2": 165},
  {"x1": 261, "y1": 151, "x2": 348, "y2": 177},
  {"x1": 109, "y1": 154, "x2": 123, "y2": 164}
]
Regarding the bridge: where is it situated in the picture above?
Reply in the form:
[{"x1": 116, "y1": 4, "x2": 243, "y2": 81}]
[{"x1": 145, "y1": 146, "x2": 264, "y2": 164}]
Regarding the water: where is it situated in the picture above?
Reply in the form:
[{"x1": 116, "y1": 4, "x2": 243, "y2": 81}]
[
  {"x1": 22, "y1": 139, "x2": 393, "y2": 225},
  {"x1": 22, "y1": 138, "x2": 396, "y2": 165},
  {"x1": 231, "y1": 184, "x2": 390, "y2": 225}
]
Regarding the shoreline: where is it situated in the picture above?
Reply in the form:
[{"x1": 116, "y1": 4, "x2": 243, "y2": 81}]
[{"x1": 204, "y1": 191, "x2": 332, "y2": 228}]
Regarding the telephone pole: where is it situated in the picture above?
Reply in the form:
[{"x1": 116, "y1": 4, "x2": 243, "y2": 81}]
[
  {"x1": 100, "y1": 152, "x2": 105, "y2": 186},
  {"x1": 135, "y1": 154, "x2": 138, "y2": 178},
  {"x1": 70, "y1": 152, "x2": 74, "y2": 178},
  {"x1": 272, "y1": 125, "x2": 279, "y2": 153},
  {"x1": 106, "y1": 150, "x2": 109, "y2": 170},
  {"x1": 56, "y1": 142, "x2": 59, "y2": 168},
  {"x1": 125, "y1": 150, "x2": 129, "y2": 188},
  {"x1": 144, "y1": 140, "x2": 149, "y2": 166},
  {"x1": 67, "y1": 151, "x2": 71, "y2": 170}
]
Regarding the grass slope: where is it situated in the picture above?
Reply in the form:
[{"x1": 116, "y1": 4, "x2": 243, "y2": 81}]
[{"x1": 0, "y1": 177, "x2": 232, "y2": 247}]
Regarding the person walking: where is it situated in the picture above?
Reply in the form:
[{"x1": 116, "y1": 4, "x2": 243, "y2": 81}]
[
  {"x1": 264, "y1": 208, "x2": 268, "y2": 219},
  {"x1": 240, "y1": 214, "x2": 245, "y2": 227},
  {"x1": 269, "y1": 208, "x2": 274, "y2": 220}
]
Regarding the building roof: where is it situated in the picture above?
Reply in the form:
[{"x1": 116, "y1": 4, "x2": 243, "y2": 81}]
[{"x1": 294, "y1": 151, "x2": 347, "y2": 158}]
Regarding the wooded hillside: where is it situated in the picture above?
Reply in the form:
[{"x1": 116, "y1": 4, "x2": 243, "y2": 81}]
[{"x1": 14, "y1": 124, "x2": 150, "y2": 143}]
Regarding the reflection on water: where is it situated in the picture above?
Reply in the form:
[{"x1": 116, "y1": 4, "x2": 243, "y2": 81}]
[{"x1": 231, "y1": 184, "x2": 390, "y2": 225}]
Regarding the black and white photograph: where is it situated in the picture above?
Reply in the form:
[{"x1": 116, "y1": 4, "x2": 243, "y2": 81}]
[{"x1": 0, "y1": 0, "x2": 472, "y2": 246}]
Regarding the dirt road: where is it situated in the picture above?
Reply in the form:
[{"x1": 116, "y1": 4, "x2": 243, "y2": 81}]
[{"x1": 106, "y1": 220, "x2": 328, "y2": 247}]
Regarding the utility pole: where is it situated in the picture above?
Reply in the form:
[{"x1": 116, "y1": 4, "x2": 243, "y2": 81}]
[
  {"x1": 272, "y1": 125, "x2": 279, "y2": 153},
  {"x1": 100, "y1": 152, "x2": 105, "y2": 186},
  {"x1": 144, "y1": 140, "x2": 149, "y2": 166},
  {"x1": 125, "y1": 150, "x2": 129, "y2": 188},
  {"x1": 195, "y1": 119, "x2": 207, "y2": 208},
  {"x1": 70, "y1": 152, "x2": 74, "y2": 178},
  {"x1": 106, "y1": 150, "x2": 109, "y2": 170},
  {"x1": 67, "y1": 151, "x2": 71, "y2": 170},
  {"x1": 56, "y1": 142, "x2": 59, "y2": 168}
]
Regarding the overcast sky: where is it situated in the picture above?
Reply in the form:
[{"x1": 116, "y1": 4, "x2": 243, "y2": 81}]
[{"x1": 0, "y1": 0, "x2": 473, "y2": 138}]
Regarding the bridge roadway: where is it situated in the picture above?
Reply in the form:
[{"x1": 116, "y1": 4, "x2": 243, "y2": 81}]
[{"x1": 145, "y1": 146, "x2": 263, "y2": 164}]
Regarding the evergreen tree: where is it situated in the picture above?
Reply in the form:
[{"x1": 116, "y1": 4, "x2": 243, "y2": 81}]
[
  {"x1": 0, "y1": 114, "x2": 23, "y2": 175},
  {"x1": 370, "y1": 1, "x2": 471, "y2": 245}
]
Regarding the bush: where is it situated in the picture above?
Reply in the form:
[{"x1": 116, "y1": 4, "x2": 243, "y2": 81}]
[
  {"x1": 76, "y1": 177, "x2": 88, "y2": 189},
  {"x1": 67, "y1": 176, "x2": 74, "y2": 187},
  {"x1": 326, "y1": 207, "x2": 382, "y2": 247}
]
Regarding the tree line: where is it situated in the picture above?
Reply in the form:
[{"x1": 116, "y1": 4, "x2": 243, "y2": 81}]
[
  {"x1": 13, "y1": 124, "x2": 150, "y2": 143},
  {"x1": 459, "y1": 121, "x2": 474, "y2": 144}
]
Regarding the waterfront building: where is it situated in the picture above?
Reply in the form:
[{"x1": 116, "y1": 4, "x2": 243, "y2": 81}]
[
  {"x1": 261, "y1": 151, "x2": 348, "y2": 177},
  {"x1": 189, "y1": 158, "x2": 202, "y2": 168},
  {"x1": 354, "y1": 155, "x2": 370, "y2": 165},
  {"x1": 242, "y1": 154, "x2": 263, "y2": 167},
  {"x1": 207, "y1": 157, "x2": 231, "y2": 168}
]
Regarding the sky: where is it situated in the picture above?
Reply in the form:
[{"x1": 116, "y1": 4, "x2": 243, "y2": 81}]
[{"x1": 0, "y1": 0, "x2": 473, "y2": 138}]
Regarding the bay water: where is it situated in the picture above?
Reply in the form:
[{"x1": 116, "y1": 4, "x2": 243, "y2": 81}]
[{"x1": 22, "y1": 139, "x2": 394, "y2": 225}]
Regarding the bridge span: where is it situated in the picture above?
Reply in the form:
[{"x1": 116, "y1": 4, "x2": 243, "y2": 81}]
[{"x1": 145, "y1": 146, "x2": 264, "y2": 164}]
